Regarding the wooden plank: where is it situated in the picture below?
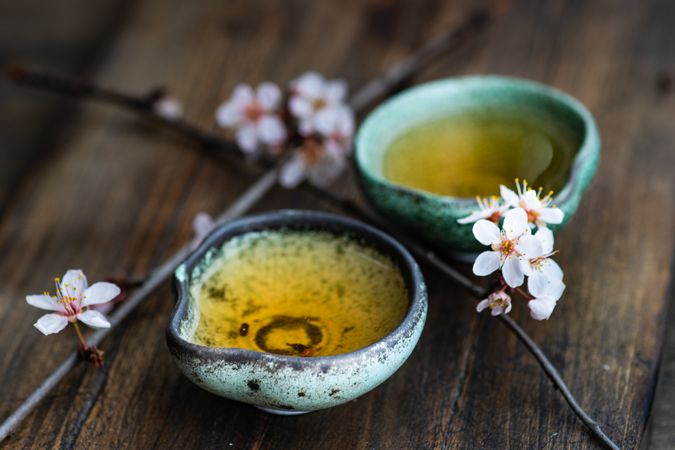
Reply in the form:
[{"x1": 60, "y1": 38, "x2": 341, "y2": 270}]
[
  {"x1": 647, "y1": 280, "x2": 675, "y2": 450},
  {"x1": 0, "y1": 0, "x2": 673, "y2": 449},
  {"x1": 0, "y1": 0, "x2": 137, "y2": 213}
]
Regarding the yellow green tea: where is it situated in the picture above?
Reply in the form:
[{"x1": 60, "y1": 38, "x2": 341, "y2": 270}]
[
  {"x1": 382, "y1": 112, "x2": 579, "y2": 197},
  {"x1": 191, "y1": 230, "x2": 409, "y2": 356}
]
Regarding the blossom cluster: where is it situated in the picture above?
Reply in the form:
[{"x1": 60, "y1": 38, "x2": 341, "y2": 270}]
[
  {"x1": 215, "y1": 71, "x2": 354, "y2": 188},
  {"x1": 458, "y1": 180, "x2": 566, "y2": 320}
]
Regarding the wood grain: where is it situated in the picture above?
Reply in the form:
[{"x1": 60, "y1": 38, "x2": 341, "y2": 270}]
[
  {"x1": 0, "y1": 0, "x2": 137, "y2": 214},
  {"x1": 0, "y1": 0, "x2": 673, "y2": 448}
]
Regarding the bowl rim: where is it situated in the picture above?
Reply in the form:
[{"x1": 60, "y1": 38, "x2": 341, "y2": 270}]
[
  {"x1": 354, "y1": 75, "x2": 601, "y2": 208},
  {"x1": 166, "y1": 209, "x2": 427, "y2": 368}
]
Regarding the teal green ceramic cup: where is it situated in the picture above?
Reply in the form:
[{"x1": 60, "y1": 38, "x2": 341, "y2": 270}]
[
  {"x1": 355, "y1": 76, "x2": 601, "y2": 255},
  {"x1": 167, "y1": 210, "x2": 427, "y2": 415}
]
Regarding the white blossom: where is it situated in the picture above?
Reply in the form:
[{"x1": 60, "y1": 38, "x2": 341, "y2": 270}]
[
  {"x1": 476, "y1": 290, "x2": 512, "y2": 316},
  {"x1": 520, "y1": 227, "x2": 564, "y2": 287},
  {"x1": 289, "y1": 71, "x2": 348, "y2": 136},
  {"x1": 153, "y1": 96, "x2": 183, "y2": 120},
  {"x1": 527, "y1": 269, "x2": 566, "y2": 320},
  {"x1": 279, "y1": 106, "x2": 354, "y2": 188},
  {"x1": 500, "y1": 179, "x2": 564, "y2": 228},
  {"x1": 216, "y1": 83, "x2": 286, "y2": 153},
  {"x1": 26, "y1": 270, "x2": 120, "y2": 335},
  {"x1": 457, "y1": 196, "x2": 508, "y2": 224},
  {"x1": 472, "y1": 208, "x2": 542, "y2": 288},
  {"x1": 191, "y1": 211, "x2": 215, "y2": 250}
]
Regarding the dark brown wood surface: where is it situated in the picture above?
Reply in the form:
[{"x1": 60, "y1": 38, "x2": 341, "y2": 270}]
[{"x1": 1, "y1": 0, "x2": 674, "y2": 448}]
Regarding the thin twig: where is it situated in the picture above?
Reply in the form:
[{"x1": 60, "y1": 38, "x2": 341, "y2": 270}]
[
  {"x1": 3, "y1": 10, "x2": 619, "y2": 450},
  {"x1": 498, "y1": 315, "x2": 620, "y2": 450},
  {"x1": 6, "y1": 65, "x2": 235, "y2": 152}
]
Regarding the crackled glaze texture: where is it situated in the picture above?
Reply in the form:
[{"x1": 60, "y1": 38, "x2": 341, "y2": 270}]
[
  {"x1": 355, "y1": 76, "x2": 601, "y2": 254},
  {"x1": 167, "y1": 211, "x2": 427, "y2": 414}
]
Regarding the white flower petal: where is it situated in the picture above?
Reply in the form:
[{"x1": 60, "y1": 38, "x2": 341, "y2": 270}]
[
  {"x1": 256, "y1": 115, "x2": 287, "y2": 145},
  {"x1": 518, "y1": 234, "x2": 543, "y2": 259},
  {"x1": 528, "y1": 297, "x2": 557, "y2": 320},
  {"x1": 457, "y1": 211, "x2": 484, "y2": 224},
  {"x1": 215, "y1": 102, "x2": 242, "y2": 127},
  {"x1": 235, "y1": 125, "x2": 258, "y2": 153},
  {"x1": 520, "y1": 258, "x2": 534, "y2": 277},
  {"x1": 476, "y1": 299, "x2": 490, "y2": 313},
  {"x1": 292, "y1": 71, "x2": 323, "y2": 98},
  {"x1": 542, "y1": 259, "x2": 564, "y2": 280},
  {"x1": 298, "y1": 119, "x2": 315, "y2": 136},
  {"x1": 317, "y1": 108, "x2": 355, "y2": 146},
  {"x1": 256, "y1": 82, "x2": 282, "y2": 110},
  {"x1": 528, "y1": 272, "x2": 565, "y2": 299},
  {"x1": 502, "y1": 256, "x2": 524, "y2": 288},
  {"x1": 279, "y1": 154, "x2": 308, "y2": 188},
  {"x1": 472, "y1": 220, "x2": 501, "y2": 246},
  {"x1": 77, "y1": 310, "x2": 111, "y2": 329},
  {"x1": 472, "y1": 251, "x2": 501, "y2": 276},
  {"x1": 522, "y1": 190, "x2": 541, "y2": 211},
  {"x1": 191, "y1": 212, "x2": 215, "y2": 250},
  {"x1": 26, "y1": 294, "x2": 62, "y2": 311},
  {"x1": 548, "y1": 277, "x2": 566, "y2": 300},
  {"x1": 539, "y1": 207, "x2": 564, "y2": 224},
  {"x1": 324, "y1": 79, "x2": 347, "y2": 102},
  {"x1": 61, "y1": 269, "x2": 88, "y2": 299},
  {"x1": 289, "y1": 96, "x2": 313, "y2": 119},
  {"x1": 491, "y1": 305, "x2": 504, "y2": 316},
  {"x1": 314, "y1": 107, "x2": 338, "y2": 135},
  {"x1": 81, "y1": 282, "x2": 121, "y2": 307},
  {"x1": 535, "y1": 227, "x2": 555, "y2": 254},
  {"x1": 503, "y1": 208, "x2": 529, "y2": 239},
  {"x1": 500, "y1": 185, "x2": 519, "y2": 206},
  {"x1": 193, "y1": 212, "x2": 215, "y2": 239},
  {"x1": 528, "y1": 271, "x2": 547, "y2": 297},
  {"x1": 34, "y1": 313, "x2": 69, "y2": 335},
  {"x1": 231, "y1": 84, "x2": 255, "y2": 104},
  {"x1": 154, "y1": 97, "x2": 183, "y2": 120}
]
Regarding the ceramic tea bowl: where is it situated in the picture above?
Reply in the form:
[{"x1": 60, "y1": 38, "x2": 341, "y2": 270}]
[
  {"x1": 166, "y1": 210, "x2": 427, "y2": 415},
  {"x1": 355, "y1": 75, "x2": 601, "y2": 255}
]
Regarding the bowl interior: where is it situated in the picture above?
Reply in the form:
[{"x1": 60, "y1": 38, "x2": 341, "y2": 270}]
[
  {"x1": 172, "y1": 210, "x2": 424, "y2": 360},
  {"x1": 356, "y1": 76, "x2": 597, "y2": 204}
]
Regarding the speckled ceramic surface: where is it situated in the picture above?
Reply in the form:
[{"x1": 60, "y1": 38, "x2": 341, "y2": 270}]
[
  {"x1": 355, "y1": 76, "x2": 601, "y2": 254},
  {"x1": 166, "y1": 210, "x2": 427, "y2": 414}
]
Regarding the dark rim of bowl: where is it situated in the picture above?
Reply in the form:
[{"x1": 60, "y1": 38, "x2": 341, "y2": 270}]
[
  {"x1": 166, "y1": 210, "x2": 427, "y2": 368},
  {"x1": 355, "y1": 75, "x2": 601, "y2": 208}
]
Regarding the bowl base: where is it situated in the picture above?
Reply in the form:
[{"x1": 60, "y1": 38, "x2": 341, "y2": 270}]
[{"x1": 256, "y1": 406, "x2": 310, "y2": 416}]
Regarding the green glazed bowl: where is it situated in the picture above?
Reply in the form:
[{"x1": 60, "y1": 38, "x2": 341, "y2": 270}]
[
  {"x1": 167, "y1": 210, "x2": 427, "y2": 415},
  {"x1": 355, "y1": 76, "x2": 601, "y2": 255}
]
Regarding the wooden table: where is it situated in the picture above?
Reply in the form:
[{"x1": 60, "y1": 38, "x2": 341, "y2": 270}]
[{"x1": 1, "y1": 0, "x2": 674, "y2": 448}]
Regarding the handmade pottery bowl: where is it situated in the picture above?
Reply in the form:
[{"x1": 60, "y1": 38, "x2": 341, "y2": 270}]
[
  {"x1": 355, "y1": 76, "x2": 601, "y2": 255},
  {"x1": 166, "y1": 210, "x2": 427, "y2": 415}
]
